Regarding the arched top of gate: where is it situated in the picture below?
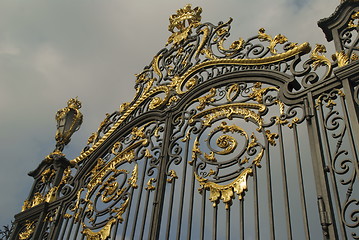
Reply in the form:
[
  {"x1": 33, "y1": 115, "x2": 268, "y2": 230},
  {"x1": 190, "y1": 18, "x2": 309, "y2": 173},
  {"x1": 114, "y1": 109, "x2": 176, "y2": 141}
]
[{"x1": 70, "y1": 4, "x2": 343, "y2": 166}]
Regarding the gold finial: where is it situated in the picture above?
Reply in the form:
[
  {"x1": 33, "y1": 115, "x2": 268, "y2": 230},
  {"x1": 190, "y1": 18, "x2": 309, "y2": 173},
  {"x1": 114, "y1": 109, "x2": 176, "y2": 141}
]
[
  {"x1": 167, "y1": 4, "x2": 202, "y2": 46},
  {"x1": 67, "y1": 97, "x2": 82, "y2": 109},
  {"x1": 168, "y1": 4, "x2": 202, "y2": 32}
]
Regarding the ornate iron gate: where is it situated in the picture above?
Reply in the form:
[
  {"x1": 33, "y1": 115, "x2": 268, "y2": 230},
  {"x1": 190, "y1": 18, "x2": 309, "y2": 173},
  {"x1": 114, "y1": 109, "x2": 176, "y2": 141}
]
[{"x1": 9, "y1": 2, "x2": 359, "y2": 239}]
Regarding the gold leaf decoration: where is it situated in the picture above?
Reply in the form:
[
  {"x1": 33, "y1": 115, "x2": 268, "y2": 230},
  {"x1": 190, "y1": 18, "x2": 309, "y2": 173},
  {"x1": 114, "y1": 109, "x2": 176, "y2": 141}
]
[
  {"x1": 258, "y1": 28, "x2": 288, "y2": 54},
  {"x1": 332, "y1": 51, "x2": 349, "y2": 67},
  {"x1": 193, "y1": 88, "x2": 216, "y2": 110},
  {"x1": 310, "y1": 44, "x2": 332, "y2": 71},
  {"x1": 195, "y1": 168, "x2": 252, "y2": 209},
  {"x1": 19, "y1": 221, "x2": 35, "y2": 240}
]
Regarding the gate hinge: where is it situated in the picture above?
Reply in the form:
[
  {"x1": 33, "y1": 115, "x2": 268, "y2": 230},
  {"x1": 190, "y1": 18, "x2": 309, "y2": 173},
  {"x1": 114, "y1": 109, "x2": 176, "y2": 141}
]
[
  {"x1": 304, "y1": 98, "x2": 314, "y2": 120},
  {"x1": 317, "y1": 195, "x2": 332, "y2": 238}
]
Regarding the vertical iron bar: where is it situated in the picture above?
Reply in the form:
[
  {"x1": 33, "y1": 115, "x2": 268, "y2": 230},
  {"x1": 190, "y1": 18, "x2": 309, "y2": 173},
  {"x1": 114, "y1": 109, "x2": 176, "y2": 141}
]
[
  {"x1": 73, "y1": 214, "x2": 82, "y2": 240},
  {"x1": 165, "y1": 178, "x2": 176, "y2": 240},
  {"x1": 130, "y1": 158, "x2": 149, "y2": 239},
  {"x1": 226, "y1": 207, "x2": 230, "y2": 240},
  {"x1": 277, "y1": 124, "x2": 293, "y2": 240},
  {"x1": 150, "y1": 117, "x2": 174, "y2": 240},
  {"x1": 121, "y1": 187, "x2": 135, "y2": 239},
  {"x1": 58, "y1": 218, "x2": 69, "y2": 240},
  {"x1": 65, "y1": 210, "x2": 76, "y2": 240},
  {"x1": 176, "y1": 136, "x2": 190, "y2": 240},
  {"x1": 139, "y1": 188, "x2": 151, "y2": 239},
  {"x1": 292, "y1": 124, "x2": 310, "y2": 239},
  {"x1": 200, "y1": 190, "x2": 206, "y2": 240},
  {"x1": 253, "y1": 166, "x2": 259, "y2": 240},
  {"x1": 239, "y1": 200, "x2": 244, "y2": 240},
  {"x1": 265, "y1": 141, "x2": 275, "y2": 240},
  {"x1": 186, "y1": 160, "x2": 196, "y2": 240},
  {"x1": 212, "y1": 205, "x2": 217, "y2": 240}
]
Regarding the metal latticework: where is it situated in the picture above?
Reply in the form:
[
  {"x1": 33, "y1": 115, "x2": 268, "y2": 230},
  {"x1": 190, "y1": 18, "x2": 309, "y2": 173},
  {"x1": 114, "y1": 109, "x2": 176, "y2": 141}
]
[{"x1": 9, "y1": 2, "x2": 359, "y2": 239}]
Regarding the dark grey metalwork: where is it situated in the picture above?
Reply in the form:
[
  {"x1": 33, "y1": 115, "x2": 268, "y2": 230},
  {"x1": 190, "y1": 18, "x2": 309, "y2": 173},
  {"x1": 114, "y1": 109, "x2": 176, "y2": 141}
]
[{"x1": 8, "y1": 1, "x2": 359, "y2": 240}]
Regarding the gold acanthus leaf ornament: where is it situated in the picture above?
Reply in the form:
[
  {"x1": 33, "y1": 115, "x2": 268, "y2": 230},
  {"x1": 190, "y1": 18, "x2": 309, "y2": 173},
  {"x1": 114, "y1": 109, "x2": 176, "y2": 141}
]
[
  {"x1": 193, "y1": 88, "x2": 216, "y2": 110},
  {"x1": 310, "y1": 44, "x2": 332, "y2": 71},
  {"x1": 332, "y1": 51, "x2": 350, "y2": 67},
  {"x1": 348, "y1": 11, "x2": 359, "y2": 29},
  {"x1": 195, "y1": 168, "x2": 252, "y2": 209},
  {"x1": 258, "y1": 28, "x2": 289, "y2": 55}
]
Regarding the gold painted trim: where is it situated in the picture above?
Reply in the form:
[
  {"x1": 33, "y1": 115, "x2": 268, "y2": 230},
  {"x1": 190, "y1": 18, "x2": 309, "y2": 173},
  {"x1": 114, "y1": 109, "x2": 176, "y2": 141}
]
[{"x1": 175, "y1": 42, "x2": 310, "y2": 94}]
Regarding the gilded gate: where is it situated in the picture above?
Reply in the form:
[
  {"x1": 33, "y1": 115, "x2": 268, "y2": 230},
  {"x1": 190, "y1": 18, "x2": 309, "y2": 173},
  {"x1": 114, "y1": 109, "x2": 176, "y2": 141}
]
[{"x1": 8, "y1": 2, "x2": 359, "y2": 239}]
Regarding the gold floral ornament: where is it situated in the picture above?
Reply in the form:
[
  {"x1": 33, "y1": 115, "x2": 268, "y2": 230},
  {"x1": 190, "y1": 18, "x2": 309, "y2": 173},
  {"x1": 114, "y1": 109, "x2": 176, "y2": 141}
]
[
  {"x1": 18, "y1": 221, "x2": 35, "y2": 240},
  {"x1": 258, "y1": 28, "x2": 294, "y2": 55},
  {"x1": 310, "y1": 44, "x2": 332, "y2": 70},
  {"x1": 167, "y1": 4, "x2": 202, "y2": 46}
]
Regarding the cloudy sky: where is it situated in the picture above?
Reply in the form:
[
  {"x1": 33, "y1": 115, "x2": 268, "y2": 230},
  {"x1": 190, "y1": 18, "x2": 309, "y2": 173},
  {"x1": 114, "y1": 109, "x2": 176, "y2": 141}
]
[{"x1": 0, "y1": 0, "x2": 340, "y2": 229}]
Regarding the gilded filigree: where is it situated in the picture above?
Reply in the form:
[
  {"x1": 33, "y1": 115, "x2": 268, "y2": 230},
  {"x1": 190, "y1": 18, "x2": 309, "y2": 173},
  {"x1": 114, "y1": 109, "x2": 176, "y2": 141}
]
[
  {"x1": 167, "y1": 170, "x2": 178, "y2": 183},
  {"x1": 288, "y1": 117, "x2": 300, "y2": 129},
  {"x1": 82, "y1": 218, "x2": 116, "y2": 240},
  {"x1": 193, "y1": 88, "x2": 216, "y2": 110},
  {"x1": 265, "y1": 130, "x2": 278, "y2": 146},
  {"x1": 249, "y1": 82, "x2": 279, "y2": 104},
  {"x1": 18, "y1": 221, "x2": 35, "y2": 240},
  {"x1": 310, "y1": 44, "x2": 332, "y2": 71},
  {"x1": 332, "y1": 51, "x2": 350, "y2": 67},
  {"x1": 190, "y1": 103, "x2": 265, "y2": 130},
  {"x1": 195, "y1": 168, "x2": 252, "y2": 209},
  {"x1": 348, "y1": 11, "x2": 359, "y2": 29},
  {"x1": 145, "y1": 178, "x2": 156, "y2": 191},
  {"x1": 258, "y1": 28, "x2": 290, "y2": 55},
  {"x1": 226, "y1": 84, "x2": 240, "y2": 102},
  {"x1": 41, "y1": 168, "x2": 56, "y2": 183}
]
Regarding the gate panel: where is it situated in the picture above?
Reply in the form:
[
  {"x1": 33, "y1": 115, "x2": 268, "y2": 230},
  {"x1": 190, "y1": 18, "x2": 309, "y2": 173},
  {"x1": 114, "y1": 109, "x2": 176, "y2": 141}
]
[
  {"x1": 160, "y1": 78, "x2": 323, "y2": 240},
  {"x1": 55, "y1": 119, "x2": 166, "y2": 239}
]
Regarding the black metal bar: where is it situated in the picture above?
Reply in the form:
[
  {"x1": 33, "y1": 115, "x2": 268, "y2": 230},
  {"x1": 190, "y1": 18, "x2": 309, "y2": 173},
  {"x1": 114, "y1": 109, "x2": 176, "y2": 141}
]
[
  {"x1": 253, "y1": 166, "x2": 259, "y2": 240},
  {"x1": 186, "y1": 160, "x2": 196, "y2": 240},
  {"x1": 265, "y1": 141, "x2": 275, "y2": 240},
  {"x1": 130, "y1": 158, "x2": 149, "y2": 239},
  {"x1": 121, "y1": 187, "x2": 135, "y2": 239},
  {"x1": 150, "y1": 117, "x2": 173, "y2": 240},
  {"x1": 212, "y1": 205, "x2": 217, "y2": 240},
  {"x1": 292, "y1": 124, "x2": 310, "y2": 239},
  {"x1": 176, "y1": 137, "x2": 190, "y2": 240},
  {"x1": 58, "y1": 217, "x2": 69, "y2": 240},
  {"x1": 72, "y1": 215, "x2": 82, "y2": 240},
  {"x1": 139, "y1": 187, "x2": 151, "y2": 239},
  {"x1": 65, "y1": 211, "x2": 76, "y2": 240},
  {"x1": 239, "y1": 200, "x2": 244, "y2": 240},
  {"x1": 226, "y1": 207, "x2": 230, "y2": 240},
  {"x1": 200, "y1": 190, "x2": 206, "y2": 240},
  {"x1": 165, "y1": 177, "x2": 176, "y2": 240},
  {"x1": 277, "y1": 124, "x2": 293, "y2": 240}
]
